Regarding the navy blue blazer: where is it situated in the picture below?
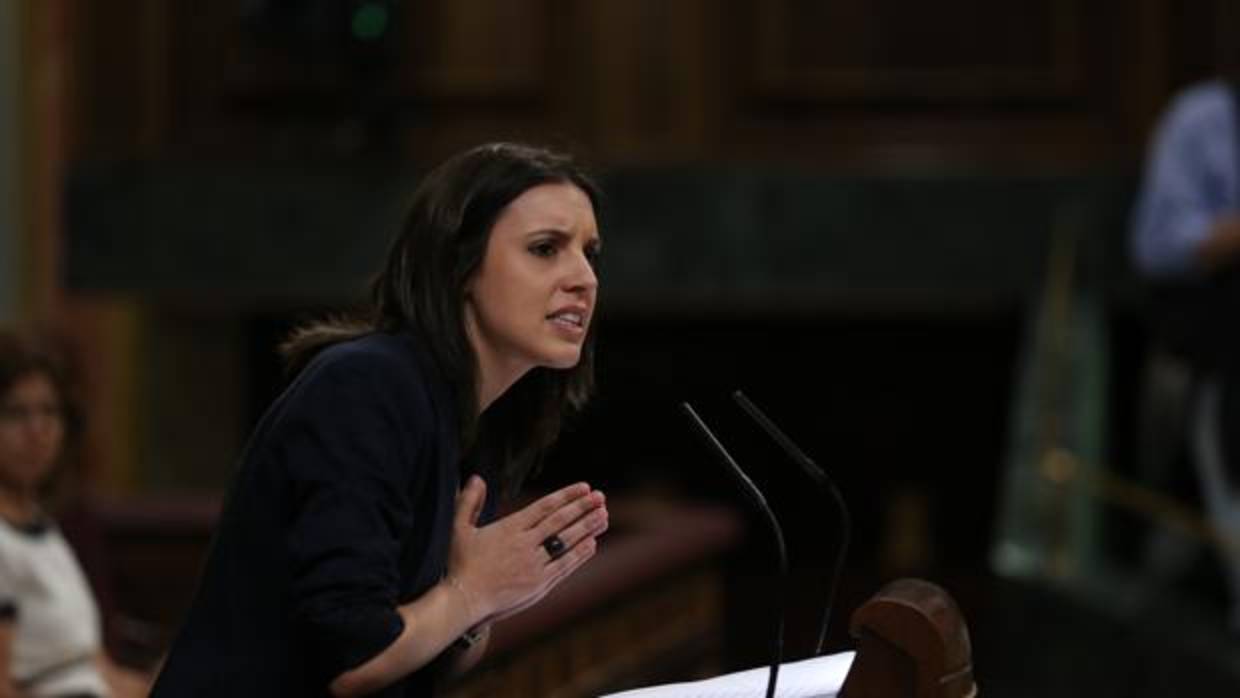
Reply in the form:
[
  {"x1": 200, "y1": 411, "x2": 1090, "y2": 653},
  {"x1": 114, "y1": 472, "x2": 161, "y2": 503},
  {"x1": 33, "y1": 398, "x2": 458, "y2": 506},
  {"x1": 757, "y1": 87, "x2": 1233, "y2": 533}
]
[{"x1": 151, "y1": 331, "x2": 465, "y2": 697}]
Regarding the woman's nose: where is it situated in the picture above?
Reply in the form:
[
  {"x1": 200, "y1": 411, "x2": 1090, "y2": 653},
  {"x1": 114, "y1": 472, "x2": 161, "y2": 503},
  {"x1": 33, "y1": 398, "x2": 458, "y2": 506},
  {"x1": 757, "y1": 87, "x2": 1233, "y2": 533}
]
[
  {"x1": 13, "y1": 409, "x2": 60, "y2": 438},
  {"x1": 22, "y1": 417, "x2": 50, "y2": 441},
  {"x1": 562, "y1": 251, "x2": 598, "y2": 293}
]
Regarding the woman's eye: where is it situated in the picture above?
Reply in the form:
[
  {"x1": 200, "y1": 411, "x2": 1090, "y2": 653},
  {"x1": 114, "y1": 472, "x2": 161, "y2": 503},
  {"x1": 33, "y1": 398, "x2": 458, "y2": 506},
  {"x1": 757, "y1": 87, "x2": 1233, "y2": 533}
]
[
  {"x1": 530, "y1": 241, "x2": 557, "y2": 258},
  {"x1": 585, "y1": 246, "x2": 601, "y2": 267}
]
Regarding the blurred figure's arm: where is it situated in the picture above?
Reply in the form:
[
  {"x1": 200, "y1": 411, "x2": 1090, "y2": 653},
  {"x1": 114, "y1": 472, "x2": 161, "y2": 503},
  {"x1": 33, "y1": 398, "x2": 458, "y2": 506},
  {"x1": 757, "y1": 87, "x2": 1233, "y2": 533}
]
[
  {"x1": 96, "y1": 652, "x2": 151, "y2": 698},
  {"x1": 1194, "y1": 214, "x2": 1240, "y2": 273},
  {"x1": 0, "y1": 618, "x2": 30, "y2": 698}
]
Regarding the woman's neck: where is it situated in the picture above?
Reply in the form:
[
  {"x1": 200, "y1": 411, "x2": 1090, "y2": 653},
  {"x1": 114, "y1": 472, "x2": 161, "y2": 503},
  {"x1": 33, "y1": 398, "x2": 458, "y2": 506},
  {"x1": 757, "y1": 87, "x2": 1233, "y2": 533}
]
[
  {"x1": 0, "y1": 485, "x2": 40, "y2": 526},
  {"x1": 475, "y1": 364, "x2": 527, "y2": 415},
  {"x1": 467, "y1": 334, "x2": 532, "y2": 416}
]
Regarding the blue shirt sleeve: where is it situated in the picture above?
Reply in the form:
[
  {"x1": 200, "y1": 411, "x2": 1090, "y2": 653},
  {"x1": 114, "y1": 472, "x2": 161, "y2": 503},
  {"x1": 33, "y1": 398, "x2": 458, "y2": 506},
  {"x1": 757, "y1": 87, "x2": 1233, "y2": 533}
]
[{"x1": 1131, "y1": 82, "x2": 1239, "y2": 278}]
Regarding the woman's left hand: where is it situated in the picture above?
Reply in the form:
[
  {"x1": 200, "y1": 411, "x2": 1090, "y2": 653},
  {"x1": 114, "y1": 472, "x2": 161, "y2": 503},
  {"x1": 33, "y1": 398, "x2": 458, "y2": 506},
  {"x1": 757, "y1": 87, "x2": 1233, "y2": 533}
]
[{"x1": 444, "y1": 476, "x2": 608, "y2": 625}]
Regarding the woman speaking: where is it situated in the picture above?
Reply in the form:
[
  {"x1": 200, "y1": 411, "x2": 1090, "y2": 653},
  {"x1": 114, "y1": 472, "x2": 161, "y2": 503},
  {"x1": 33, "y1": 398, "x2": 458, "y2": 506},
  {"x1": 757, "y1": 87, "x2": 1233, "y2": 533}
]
[{"x1": 151, "y1": 143, "x2": 610, "y2": 697}]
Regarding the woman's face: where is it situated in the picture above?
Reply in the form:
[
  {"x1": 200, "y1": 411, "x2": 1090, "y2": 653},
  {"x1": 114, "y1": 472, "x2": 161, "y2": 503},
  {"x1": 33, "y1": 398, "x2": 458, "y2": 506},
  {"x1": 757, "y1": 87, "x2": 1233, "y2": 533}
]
[
  {"x1": 0, "y1": 372, "x2": 65, "y2": 492},
  {"x1": 465, "y1": 181, "x2": 600, "y2": 376}
]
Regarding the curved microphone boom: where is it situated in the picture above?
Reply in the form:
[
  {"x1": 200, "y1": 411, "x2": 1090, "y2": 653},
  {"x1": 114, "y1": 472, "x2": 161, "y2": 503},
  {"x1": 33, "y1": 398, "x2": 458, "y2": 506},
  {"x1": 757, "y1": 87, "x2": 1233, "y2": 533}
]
[
  {"x1": 733, "y1": 390, "x2": 852, "y2": 656},
  {"x1": 681, "y1": 402, "x2": 787, "y2": 698}
]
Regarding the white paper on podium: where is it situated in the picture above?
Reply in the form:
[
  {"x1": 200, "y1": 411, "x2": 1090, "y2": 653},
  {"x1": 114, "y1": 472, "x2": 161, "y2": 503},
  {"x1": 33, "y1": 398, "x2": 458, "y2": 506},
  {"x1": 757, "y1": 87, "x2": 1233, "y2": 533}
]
[{"x1": 599, "y1": 650, "x2": 855, "y2": 698}]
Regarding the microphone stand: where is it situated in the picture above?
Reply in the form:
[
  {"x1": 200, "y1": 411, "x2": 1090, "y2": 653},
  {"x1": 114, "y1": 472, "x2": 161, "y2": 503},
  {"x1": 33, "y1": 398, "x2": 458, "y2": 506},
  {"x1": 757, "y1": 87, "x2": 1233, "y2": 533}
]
[
  {"x1": 681, "y1": 402, "x2": 787, "y2": 698},
  {"x1": 732, "y1": 390, "x2": 852, "y2": 656}
]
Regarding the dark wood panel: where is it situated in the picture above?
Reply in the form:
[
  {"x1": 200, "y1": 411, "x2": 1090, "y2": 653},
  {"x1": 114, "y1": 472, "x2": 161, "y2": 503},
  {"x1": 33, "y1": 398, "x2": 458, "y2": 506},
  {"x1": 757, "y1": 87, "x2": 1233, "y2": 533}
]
[
  {"x1": 72, "y1": 0, "x2": 171, "y2": 157},
  {"x1": 720, "y1": 0, "x2": 1188, "y2": 165},
  {"x1": 62, "y1": 0, "x2": 1237, "y2": 165},
  {"x1": 152, "y1": 1, "x2": 556, "y2": 160},
  {"x1": 189, "y1": 1, "x2": 548, "y2": 102},
  {"x1": 750, "y1": 0, "x2": 1084, "y2": 104},
  {"x1": 584, "y1": 0, "x2": 718, "y2": 161},
  {"x1": 401, "y1": 0, "x2": 547, "y2": 98},
  {"x1": 1170, "y1": 0, "x2": 1235, "y2": 87}
]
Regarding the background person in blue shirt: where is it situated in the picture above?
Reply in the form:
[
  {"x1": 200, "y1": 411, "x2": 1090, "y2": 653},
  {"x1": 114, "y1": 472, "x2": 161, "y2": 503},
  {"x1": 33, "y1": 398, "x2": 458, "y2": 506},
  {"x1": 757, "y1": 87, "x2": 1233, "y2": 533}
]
[
  {"x1": 1131, "y1": 79, "x2": 1240, "y2": 632},
  {"x1": 1131, "y1": 80, "x2": 1240, "y2": 277}
]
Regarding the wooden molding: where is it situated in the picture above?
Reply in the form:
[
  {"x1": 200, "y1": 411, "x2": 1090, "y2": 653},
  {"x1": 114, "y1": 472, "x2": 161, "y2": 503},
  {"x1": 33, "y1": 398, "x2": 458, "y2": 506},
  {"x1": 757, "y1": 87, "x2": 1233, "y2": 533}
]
[{"x1": 748, "y1": 0, "x2": 1085, "y2": 105}]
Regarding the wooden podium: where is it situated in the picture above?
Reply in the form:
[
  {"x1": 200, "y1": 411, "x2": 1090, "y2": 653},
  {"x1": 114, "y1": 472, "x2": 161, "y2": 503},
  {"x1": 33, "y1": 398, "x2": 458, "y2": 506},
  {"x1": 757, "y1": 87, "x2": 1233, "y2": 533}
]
[
  {"x1": 839, "y1": 578, "x2": 977, "y2": 698},
  {"x1": 596, "y1": 575, "x2": 978, "y2": 697}
]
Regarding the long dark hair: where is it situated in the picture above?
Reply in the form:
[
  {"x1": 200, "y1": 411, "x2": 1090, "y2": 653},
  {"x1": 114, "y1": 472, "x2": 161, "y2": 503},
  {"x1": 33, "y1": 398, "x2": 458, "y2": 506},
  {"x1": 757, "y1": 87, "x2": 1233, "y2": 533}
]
[{"x1": 282, "y1": 142, "x2": 602, "y2": 496}]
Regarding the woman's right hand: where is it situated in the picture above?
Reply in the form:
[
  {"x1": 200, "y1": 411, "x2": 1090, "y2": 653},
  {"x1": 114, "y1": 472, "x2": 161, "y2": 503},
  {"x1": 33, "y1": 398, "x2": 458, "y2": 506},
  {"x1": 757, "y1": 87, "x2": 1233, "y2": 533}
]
[{"x1": 444, "y1": 476, "x2": 608, "y2": 625}]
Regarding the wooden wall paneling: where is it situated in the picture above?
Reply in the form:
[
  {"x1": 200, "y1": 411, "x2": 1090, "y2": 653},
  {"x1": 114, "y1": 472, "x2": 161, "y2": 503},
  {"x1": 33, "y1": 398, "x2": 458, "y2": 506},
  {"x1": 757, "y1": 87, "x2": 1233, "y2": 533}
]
[
  {"x1": 140, "y1": 309, "x2": 246, "y2": 491},
  {"x1": 1119, "y1": 0, "x2": 1171, "y2": 148},
  {"x1": 1078, "y1": 0, "x2": 1182, "y2": 162},
  {"x1": 0, "y1": 1, "x2": 18, "y2": 324},
  {"x1": 401, "y1": 0, "x2": 547, "y2": 99},
  {"x1": 1074, "y1": 0, "x2": 1227, "y2": 161},
  {"x1": 1170, "y1": 0, "x2": 1231, "y2": 88},
  {"x1": 667, "y1": 0, "x2": 723, "y2": 160},
  {"x1": 56, "y1": 300, "x2": 145, "y2": 490},
  {"x1": 397, "y1": 0, "x2": 559, "y2": 162},
  {"x1": 164, "y1": 1, "x2": 550, "y2": 159},
  {"x1": 64, "y1": 1, "x2": 152, "y2": 491},
  {"x1": 167, "y1": 1, "x2": 404, "y2": 157},
  {"x1": 585, "y1": 0, "x2": 716, "y2": 162},
  {"x1": 1125, "y1": 1, "x2": 1237, "y2": 166},
  {"x1": 352, "y1": 0, "x2": 560, "y2": 162},
  {"x1": 752, "y1": 0, "x2": 1085, "y2": 104},
  {"x1": 61, "y1": 0, "x2": 1237, "y2": 165},
  {"x1": 168, "y1": 2, "x2": 249, "y2": 152},
  {"x1": 73, "y1": 0, "x2": 170, "y2": 158},
  {"x1": 727, "y1": 0, "x2": 1147, "y2": 166},
  {"x1": 536, "y1": 0, "x2": 604, "y2": 162},
  {"x1": 25, "y1": 0, "x2": 71, "y2": 319},
  {"x1": 585, "y1": 1, "x2": 636, "y2": 159},
  {"x1": 94, "y1": 0, "x2": 537, "y2": 177}
]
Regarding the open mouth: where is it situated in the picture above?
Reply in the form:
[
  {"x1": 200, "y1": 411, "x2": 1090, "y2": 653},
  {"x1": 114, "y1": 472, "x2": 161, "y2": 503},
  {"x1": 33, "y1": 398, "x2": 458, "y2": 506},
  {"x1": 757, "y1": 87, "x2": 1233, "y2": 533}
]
[{"x1": 547, "y1": 311, "x2": 585, "y2": 328}]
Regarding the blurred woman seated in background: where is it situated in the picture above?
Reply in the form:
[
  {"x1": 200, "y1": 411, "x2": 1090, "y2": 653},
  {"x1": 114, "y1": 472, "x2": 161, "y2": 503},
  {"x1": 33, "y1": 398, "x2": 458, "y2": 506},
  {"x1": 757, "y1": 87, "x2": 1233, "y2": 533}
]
[{"x1": 0, "y1": 330, "x2": 148, "y2": 698}]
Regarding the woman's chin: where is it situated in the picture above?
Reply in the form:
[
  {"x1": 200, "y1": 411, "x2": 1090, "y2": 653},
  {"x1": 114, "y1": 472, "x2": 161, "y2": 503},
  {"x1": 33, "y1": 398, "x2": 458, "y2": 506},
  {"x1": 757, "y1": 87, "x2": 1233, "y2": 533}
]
[
  {"x1": 540, "y1": 349, "x2": 582, "y2": 370},
  {"x1": 0, "y1": 468, "x2": 50, "y2": 494}
]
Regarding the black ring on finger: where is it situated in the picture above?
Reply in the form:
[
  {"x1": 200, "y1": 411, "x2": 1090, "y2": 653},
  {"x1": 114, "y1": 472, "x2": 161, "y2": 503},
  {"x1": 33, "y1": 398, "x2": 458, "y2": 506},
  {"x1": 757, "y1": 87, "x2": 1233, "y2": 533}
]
[{"x1": 542, "y1": 534, "x2": 567, "y2": 561}]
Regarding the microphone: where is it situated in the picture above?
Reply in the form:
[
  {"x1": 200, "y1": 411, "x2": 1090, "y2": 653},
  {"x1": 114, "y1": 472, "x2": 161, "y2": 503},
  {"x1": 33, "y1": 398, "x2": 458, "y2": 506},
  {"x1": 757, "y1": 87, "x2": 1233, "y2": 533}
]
[
  {"x1": 680, "y1": 402, "x2": 787, "y2": 698},
  {"x1": 732, "y1": 390, "x2": 852, "y2": 655}
]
